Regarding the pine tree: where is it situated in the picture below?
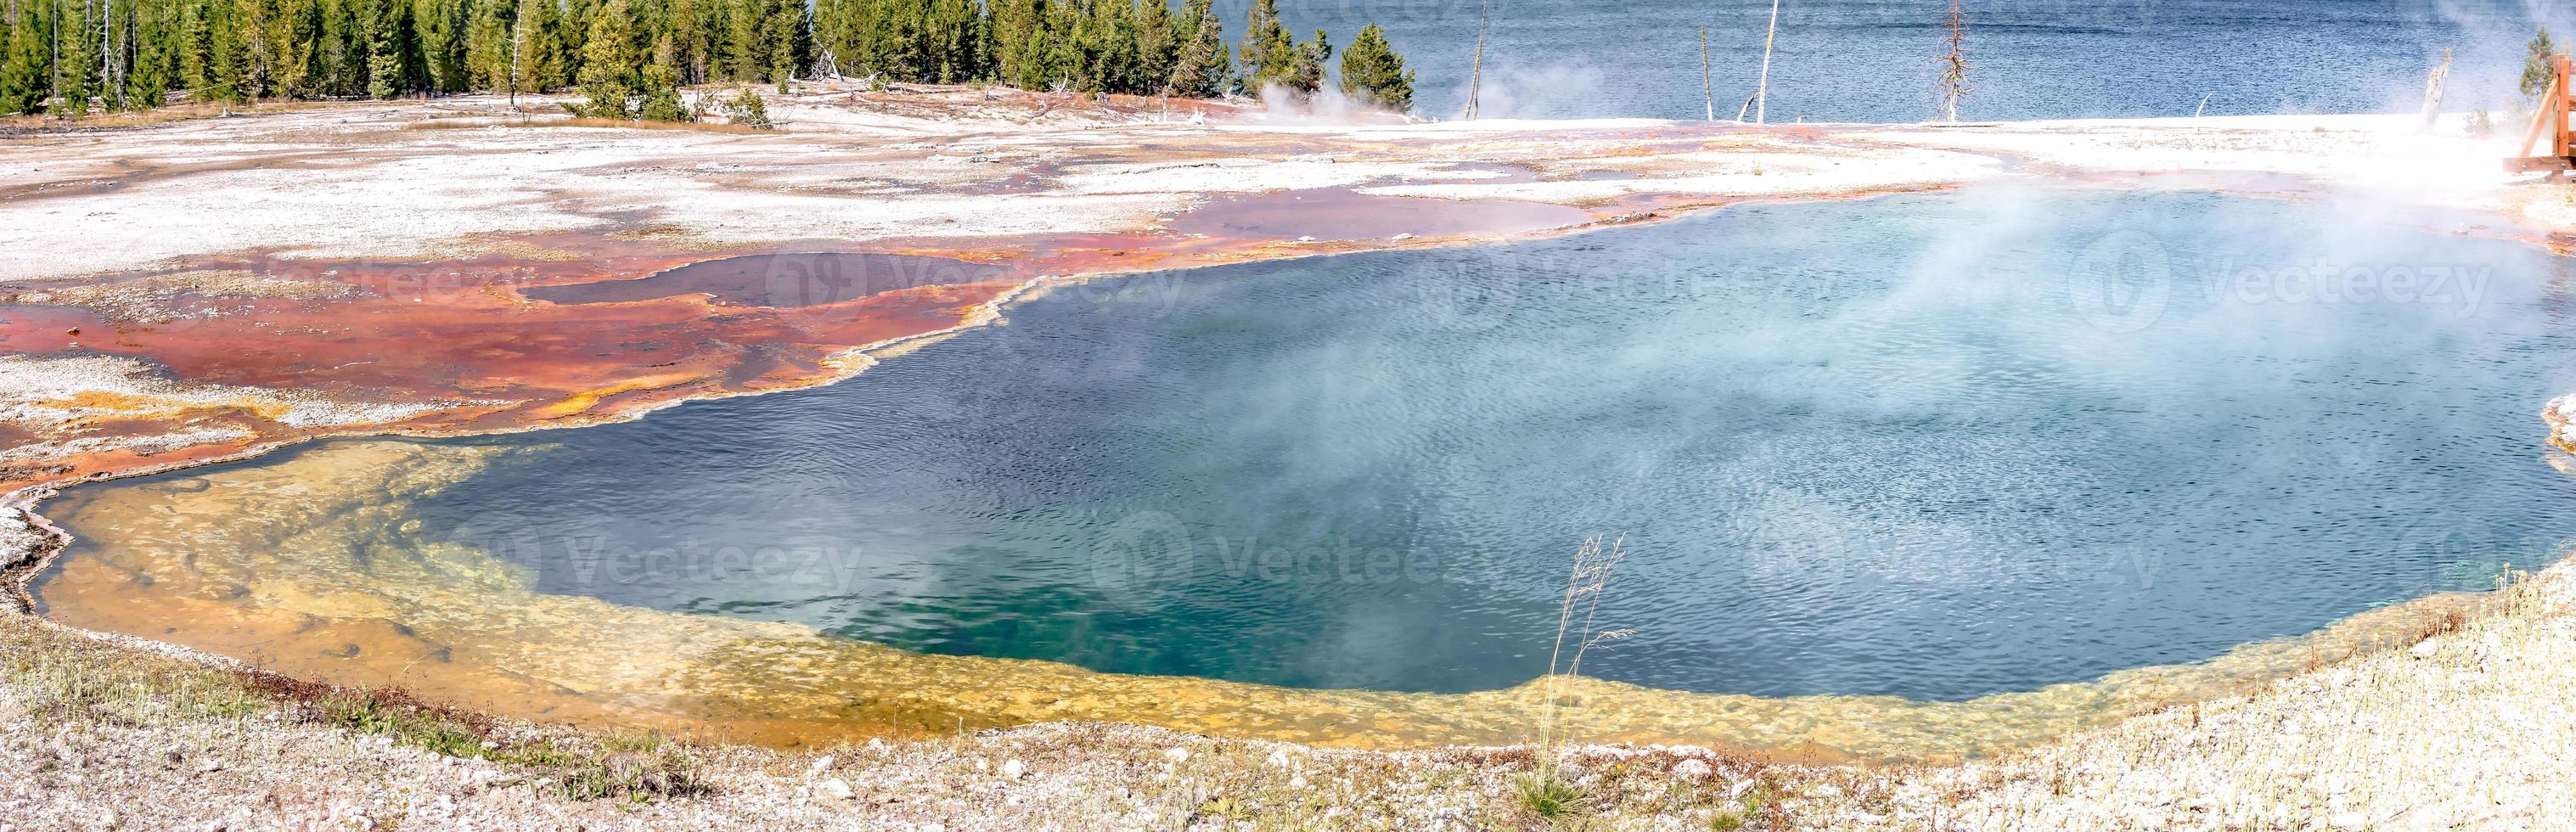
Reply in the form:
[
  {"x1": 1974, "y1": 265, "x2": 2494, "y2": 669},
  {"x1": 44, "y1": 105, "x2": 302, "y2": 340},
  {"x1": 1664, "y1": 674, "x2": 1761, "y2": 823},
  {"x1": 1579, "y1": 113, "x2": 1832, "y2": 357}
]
[
  {"x1": 667, "y1": 0, "x2": 709, "y2": 83},
  {"x1": 464, "y1": 0, "x2": 509, "y2": 91},
  {"x1": 1280, "y1": 27, "x2": 1326, "y2": 96},
  {"x1": 1132, "y1": 0, "x2": 1170, "y2": 94},
  {"x1": 635, "y1": 31, "x2": 683, "y2": 118},
  {"x1": 362, "y1": 0, "x2": 413, "y2": 97},
  {"x1": 125, "y1": 0, "x2": 171, "y2": 106},
  {"x1": 987, "y1": 0, "x2": 1036, "y2": 87},
  {"x1": 1032, "y1": 0, "x2": 1075, "y2": 89},
  {"x1": 322, "y1": 0, "x2": 362, "y2": 96},
  {"x1": 1163, "y1": 0, "x2": 1224, "y2": 96},
  {"x1": 1337, "y1": 22, "x2": 1409, "y2": 112},
  {"x1": 571, "y1": 0, "x2": 636, "y2": 115},
  {"x1": 208, "y1": 0, "x2": 243, "y2": 100},
  {"x1": 177, "y1": 0, "x2": 209, "y2": 93},
  {"x1": 415, "y1": 0, "x2": 464, "y2": 93},
  {"x1": 1237, "y1": 0, "x2": 1290, "y2": 91},
  {"x1": 1077, "y1": 0, "x2": 1134, "y2": 93},
  {"x1": 764, "y1": 0, "x2": 805, "y2": 89},
  {"x1": 721, "y1": 0, "x2": 761, "y2": 81},
  {"x1": 510, "y1": 0, "x2": 549, "y2": 93},
  {"x1": 557, "y1": 0, "x2": 591, "y2": 85},
  {"x1": 0, "y1": 0, "x2": 47, "y2": 114},
  {"x1": 2523, "y1": 26, "x2": 2559, "y2": 112},
  {"x1": 925, "y1": 0, "x2": 977, "y2": 82},
  {"x1": 55, "y1": 0, "x2": 99, "y2": 115}
]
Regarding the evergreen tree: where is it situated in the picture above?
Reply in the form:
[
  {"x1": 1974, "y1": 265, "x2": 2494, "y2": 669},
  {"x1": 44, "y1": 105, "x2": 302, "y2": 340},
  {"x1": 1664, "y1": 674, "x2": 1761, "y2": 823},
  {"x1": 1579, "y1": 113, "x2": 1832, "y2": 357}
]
[
  {"x1": 207, "y1": 0, "x2": 243, "y2": 100},
  {"x1": 635, "y1": 31, "x2": 683, "y2": 118},
  {"x1": 510, "y1": 0, "x2": 550, "y2": 93},
  {"x1": 557, "y1": 0, "x2": 591, "y2": 85},
  {"x1": 464, "y1": 0, "x2": 509, "y2": 91},
  {"x1": 415, "y1": 0, "x2": 464, "y2": 93},
  {"x1": 987, "y1": 0, "x2": 1036, "y2": 87},
  {"x1": 666, "y1": 0, "x2": 709, "y2": 83},
  {"x1": 1132, "y1": 0, "x2": 1170, "y2": 94},
  {"x1": 765, "y1": 0, "x2": 806, "y2": 89},
  {"x1": 1280, "y1": 27, "x2": 1326, "y2": 96},
  {"x1": 362, "y1": 0, "x2": 413, "y2": 97},
  {"x1": 322, "y1": 0, "x2": 362, "y2": 96},
  {"x1": 177, "y1": 0, "x2": 210, "y2": 93},
  {"x1": 571, "y1": 0, "x2": 635, "y2": 115},
  {"x1": 924, "y1": 0, "x2": 977, "y2": 82},
  {"x1": 1237, "y1": 0, "x2": 1290, "y2": 91},
  {"x1": 1163, "y1": 0, "x2": 1224, "y2": 96},
  {"x1": 1032, "y1": 0, "x2": 1075, "y2": 89},
  {"x1": 125, "y1": 0, "x2": 172, "y2": 107},
  {"x1": 0, "y1": 0, "x2": 1405, "y2": 112},
  {"x1": 2523, "y1": 26, "x2": 2559, "y2": 111},
  {"x1": 720, "y1": 0, "x2": 761, "y2": 80},
  {"x1": 1337, "y1": 22, "x2": 1409, "y2": 112},
  {"x1": 0, "y1": 0, "x2": 47, "y2": 114},
  {"x1": 1077, "y1": 0, "x2": 1134, "y2": 93},
  {"x1": 55, "y1": 0, "x2": 98, "y2": 115}
]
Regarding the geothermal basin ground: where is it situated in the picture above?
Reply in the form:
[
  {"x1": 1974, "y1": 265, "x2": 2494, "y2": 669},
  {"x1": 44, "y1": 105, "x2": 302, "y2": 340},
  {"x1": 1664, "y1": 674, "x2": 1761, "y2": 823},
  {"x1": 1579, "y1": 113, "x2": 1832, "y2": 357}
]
[{"x1": 4, "y1": 83, "x2": 2576, "y2": 829}]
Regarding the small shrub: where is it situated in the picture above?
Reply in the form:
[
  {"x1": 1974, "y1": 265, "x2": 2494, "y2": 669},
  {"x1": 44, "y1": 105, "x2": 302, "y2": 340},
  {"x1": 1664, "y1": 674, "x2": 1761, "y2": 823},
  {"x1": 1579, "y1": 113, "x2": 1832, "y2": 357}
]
[
  {"x1": 722, "y1": 87, "x2": 774, "y2": 130},
  {"x1": 1511, "y1": 770, "x2": 1591, "y2": 822}
]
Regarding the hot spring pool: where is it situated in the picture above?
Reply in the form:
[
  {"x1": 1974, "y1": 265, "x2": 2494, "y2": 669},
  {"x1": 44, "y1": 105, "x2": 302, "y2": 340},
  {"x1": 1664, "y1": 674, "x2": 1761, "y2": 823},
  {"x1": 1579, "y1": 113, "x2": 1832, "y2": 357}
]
[{"x1": 36, "y1": 187, "x2": 2576, "y2": 753}]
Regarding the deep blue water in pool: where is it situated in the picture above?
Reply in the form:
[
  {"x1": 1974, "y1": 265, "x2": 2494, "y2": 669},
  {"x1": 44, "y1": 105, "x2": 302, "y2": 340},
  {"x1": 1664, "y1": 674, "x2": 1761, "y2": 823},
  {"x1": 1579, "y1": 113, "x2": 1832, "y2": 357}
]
[{"x1": 406, "y1": 188, "x2": 2576, "y2": 700}]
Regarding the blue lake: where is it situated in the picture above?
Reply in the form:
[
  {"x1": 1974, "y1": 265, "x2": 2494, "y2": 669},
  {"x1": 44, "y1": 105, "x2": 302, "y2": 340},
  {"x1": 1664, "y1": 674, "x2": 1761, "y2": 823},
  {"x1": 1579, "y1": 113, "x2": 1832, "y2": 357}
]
[
  {"x1": 1266, "y1": 0, "x2": 2564, "y2": 121},
  {"x1": 380, "y1": 188, "x2": 2576, "y2": 702}
]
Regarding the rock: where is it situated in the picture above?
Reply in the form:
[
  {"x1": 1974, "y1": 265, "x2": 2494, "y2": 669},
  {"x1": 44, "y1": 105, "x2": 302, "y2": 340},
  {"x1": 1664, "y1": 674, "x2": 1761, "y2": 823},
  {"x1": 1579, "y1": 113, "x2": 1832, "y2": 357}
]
[
  {"x1": 814, "y1": 778, "x2": 855, "y2": 801},
  {"x1": 1265, "y1": 750, "x2": 1292, "y2": 768},
  {"x1": 1672, "y1": 758, "x2": 1713, "y2": 781},
  {"x1": 2410, "y1": 638, "x2": 2439, "y2": 659},
  {"x1": 808, "y1": 755, "x2": 835, "y2": 774},
  {"x1": 1163, "y1": 748, "x2": 1190, "y2": 763},
  {"x1": 999, "y1": 759, "x2": 1025, "y2": 779}
]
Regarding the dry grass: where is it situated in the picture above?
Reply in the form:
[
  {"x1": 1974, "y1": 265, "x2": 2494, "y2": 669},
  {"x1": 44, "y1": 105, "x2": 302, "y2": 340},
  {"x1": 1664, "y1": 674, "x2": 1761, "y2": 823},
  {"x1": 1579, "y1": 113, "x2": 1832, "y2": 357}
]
[{"x1": 0, "y1": 612, "x2": 703, "y2": 804}]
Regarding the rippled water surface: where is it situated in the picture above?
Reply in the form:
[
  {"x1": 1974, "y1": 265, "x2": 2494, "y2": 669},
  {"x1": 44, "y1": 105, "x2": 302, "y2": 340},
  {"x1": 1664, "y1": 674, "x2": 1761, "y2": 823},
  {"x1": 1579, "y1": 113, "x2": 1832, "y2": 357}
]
[
  {"x1": 1275, "y1": 0, "x2": 2563, "y2": 121},
  {"x1": 310, "y1": 188, "x2": 2576, "y2": 702}
]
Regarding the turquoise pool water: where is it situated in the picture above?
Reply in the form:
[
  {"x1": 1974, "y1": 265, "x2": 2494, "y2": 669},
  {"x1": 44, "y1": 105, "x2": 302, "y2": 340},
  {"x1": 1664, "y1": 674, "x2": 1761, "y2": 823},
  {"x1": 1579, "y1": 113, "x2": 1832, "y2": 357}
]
[{"x1": 296, "y1": 188, "x2": 2576, "y2": 700}]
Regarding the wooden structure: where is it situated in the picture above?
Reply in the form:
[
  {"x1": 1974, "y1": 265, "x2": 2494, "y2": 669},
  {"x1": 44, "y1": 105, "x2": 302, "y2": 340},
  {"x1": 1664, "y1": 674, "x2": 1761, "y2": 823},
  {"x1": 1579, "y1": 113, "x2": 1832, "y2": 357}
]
[{"x1": 2509, "y1": 53, "x2": 2576, "y2": 173}]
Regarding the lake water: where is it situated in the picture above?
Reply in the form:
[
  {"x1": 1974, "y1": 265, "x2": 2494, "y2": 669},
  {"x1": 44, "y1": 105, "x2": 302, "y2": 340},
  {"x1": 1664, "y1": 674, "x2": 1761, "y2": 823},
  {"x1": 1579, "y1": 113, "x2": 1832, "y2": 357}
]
[
  {"x1": 1260, "y1": 0, "x2": 2569, "y2": 121},
  {"x1": 213, "y1": 188, "x2": 2573, "y2": 704}
]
